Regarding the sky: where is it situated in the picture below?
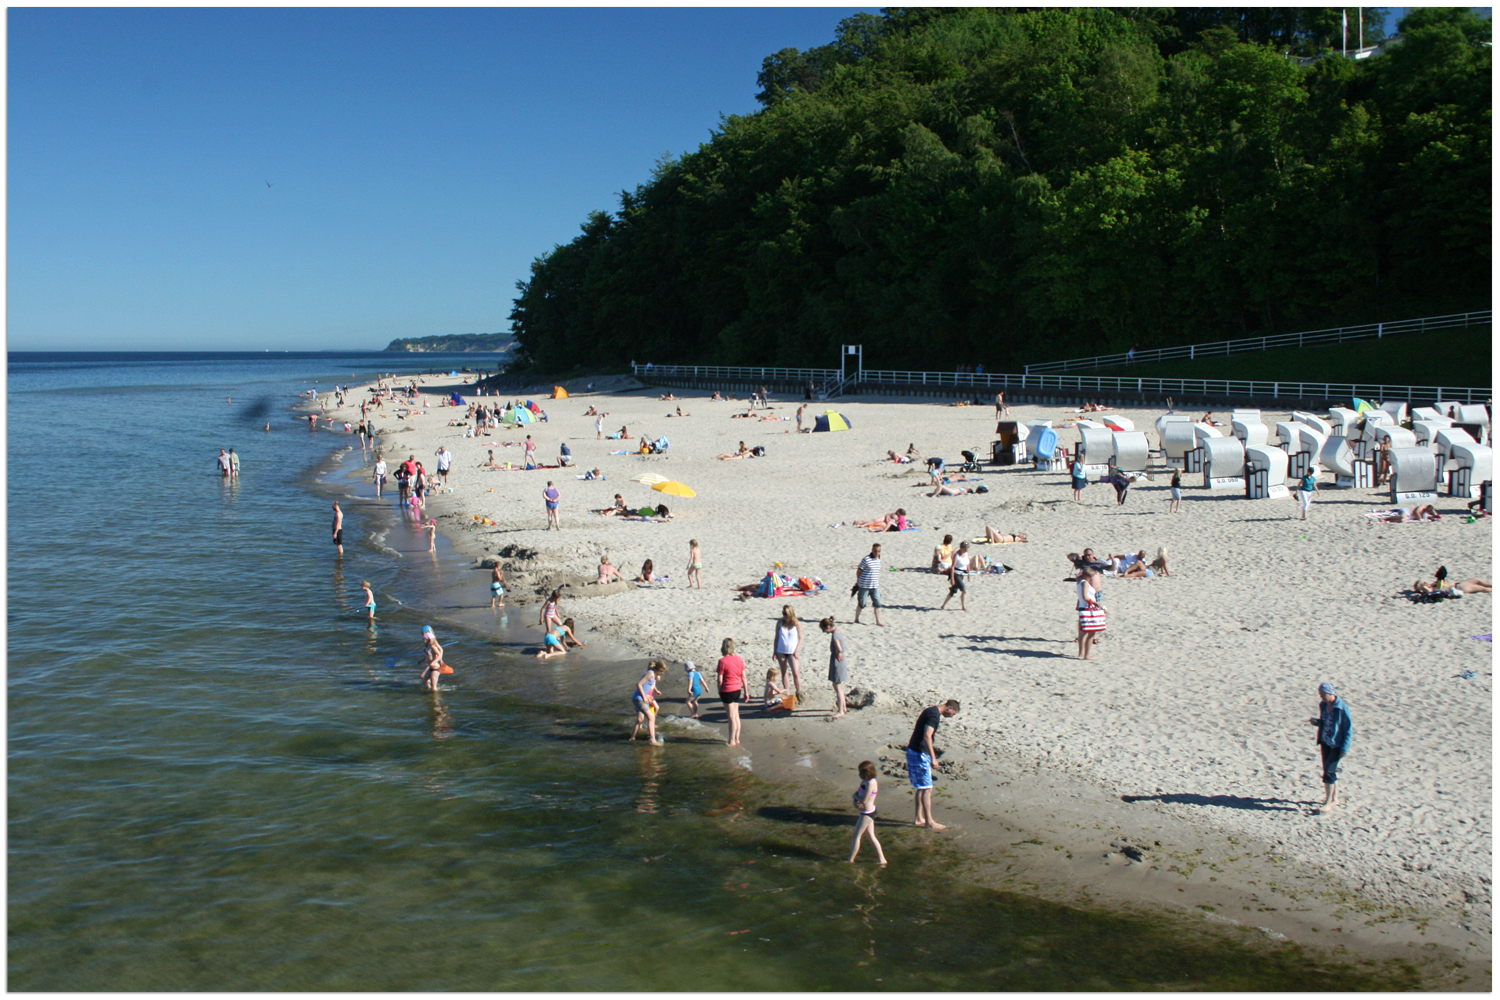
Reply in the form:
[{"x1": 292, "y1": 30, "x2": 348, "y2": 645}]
[{"x1": 7, "y1": 8, "x2": 873, "y2": 351}]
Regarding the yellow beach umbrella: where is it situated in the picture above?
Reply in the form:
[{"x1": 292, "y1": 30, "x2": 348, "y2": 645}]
[{"x1": 652, "y1": 480, "x2": 696, "y2": 498}]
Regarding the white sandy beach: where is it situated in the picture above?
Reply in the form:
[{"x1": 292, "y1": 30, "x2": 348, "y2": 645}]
[{"x1": 321, "y1": 373, "x2": 1492, "y2": 970}]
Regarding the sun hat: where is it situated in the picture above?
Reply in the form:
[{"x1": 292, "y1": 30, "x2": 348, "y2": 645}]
[
  {"x1": 1318, "y1": 681, "x2": 1336, "y2": 695},
  {"x1": 684, "y1": 661, "x2": 696, "y2": 672},
  {"x1": 422, "y1": 625, "x2": 433, "y2": 634}
]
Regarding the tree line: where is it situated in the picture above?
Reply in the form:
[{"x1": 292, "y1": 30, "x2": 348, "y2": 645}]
[{"x1": 509, "y1": 7, "x2": 1490, "y2": 373}]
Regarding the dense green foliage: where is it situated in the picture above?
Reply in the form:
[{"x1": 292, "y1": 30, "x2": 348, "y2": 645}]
[
  {"x1": 510, "y1": 7, "x2": 1490, "y2": 372},
  {"x1": 385, "y1": 333, "x2": 516, "y2": 353},
  {"x1": 1085, "y1": 324, "x2": 1492, "y2": 387}
]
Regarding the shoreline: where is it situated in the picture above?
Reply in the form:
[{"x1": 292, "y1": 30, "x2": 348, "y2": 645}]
[{"x1": 313, "y1": 372, "x2": 1492, "y2": 984}]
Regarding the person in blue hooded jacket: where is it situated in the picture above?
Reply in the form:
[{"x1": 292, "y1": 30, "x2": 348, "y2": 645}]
[{"x1": 1308, "y1": 681, "x2": 1353, "y2": 812}]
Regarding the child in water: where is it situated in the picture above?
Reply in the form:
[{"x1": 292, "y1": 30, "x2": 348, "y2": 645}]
[
  {"x1": 631, "y1": 661, "x2": 668, "y2": 745},
  {"x1": 361, "y1": 580, "x2": 376, "y2": 621},
  {"x1": 848, "y1": 760, "x2": 886, "y2": 864},
  {"x1": 683, "y1": 661, "x2": 705, "y2": 718},
  {"x1": 419, "y1": 625, "x2": 447, "y2": 691}
]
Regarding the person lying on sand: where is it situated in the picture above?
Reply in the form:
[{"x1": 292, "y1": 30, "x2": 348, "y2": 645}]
[
  {"x1": 886, "y1": 450, "x2": 914, "y2": 464},
  {"x1": 711, "y1": 391, "x2": 724, "y2": 401},
  {"x1": 668, "y1": 406, "x2": 691, "y2": 417},
  {"x1": 1415, "y1": 577, "x2": 1490, "y2": 595},
  {"x1": 716, "y1": 441, "x2": 752, "y2": 460},
  {"x1": 658, "y1": 392, "x2": 677, "y2": 401},
  {"x1": 927, "y1": 483, "x2": 974, "y2": 497},
  {"x1": 731, "y1": 411, "x2": 755, "y2": 419},
  {"x1": 854, "y1": 510, "x2": 907, "y2": 531},
  {"x1": 1106, "y1": 550, "x2": 1155, "y2": 578},
  {"x1": 1370, "y1": 505, "x2": 1441, "y2": 522},
  {"x1": 980, "y1": 528, "x2": 1028, "y2": 544}
]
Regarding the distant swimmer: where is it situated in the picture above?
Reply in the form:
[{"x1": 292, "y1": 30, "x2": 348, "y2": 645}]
[{"x1": 332, "y1": 501, "x2": 344, "y2": 555}]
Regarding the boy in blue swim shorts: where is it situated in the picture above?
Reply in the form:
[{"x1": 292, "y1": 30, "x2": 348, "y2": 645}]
[{"x1": 905, "y1": 699, "x2": 960, "y2": 830}]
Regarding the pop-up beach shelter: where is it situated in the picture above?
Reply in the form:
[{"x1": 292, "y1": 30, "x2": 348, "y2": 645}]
[
  {"x1": 812, "y1": 410, "x2": 852, "y2": 432},
  {"x1": 504, "y1": 406, "x2": 533, "y2": 425},
  {"x1": 551, "y1": 386, "x2": 569, "y2": 399}
]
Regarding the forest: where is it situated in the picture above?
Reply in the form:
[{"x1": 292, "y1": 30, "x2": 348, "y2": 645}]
[{"x1": 508, "y1": 7, "x2": 1490, "y2": 373}]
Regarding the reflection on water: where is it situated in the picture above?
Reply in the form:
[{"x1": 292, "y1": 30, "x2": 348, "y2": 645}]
[{"x1": 8, "y1": 354, "x2": 1427, "y2": 991}]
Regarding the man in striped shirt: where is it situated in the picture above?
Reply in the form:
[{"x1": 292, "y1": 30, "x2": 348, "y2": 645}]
[{"x1": 853, "y1": 543, "x2": 884, "y2": 626}]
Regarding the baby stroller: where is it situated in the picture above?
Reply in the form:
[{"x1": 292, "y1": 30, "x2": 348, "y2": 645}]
[{"x1": 958, "y1": 449, "x2": 984, "y2": 473}]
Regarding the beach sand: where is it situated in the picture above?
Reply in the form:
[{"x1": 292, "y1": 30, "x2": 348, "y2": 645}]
[{"x1": 325, "y1": 374, "x2": 1492, "y2": 981}]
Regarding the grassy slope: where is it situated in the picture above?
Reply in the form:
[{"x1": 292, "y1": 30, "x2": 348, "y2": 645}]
[{"x1": 1075, "y1": 326, "x2": 1491, "y2": 387}]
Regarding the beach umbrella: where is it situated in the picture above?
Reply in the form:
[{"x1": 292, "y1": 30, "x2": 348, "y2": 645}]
[
  {"x1": 1353, "y1": 398, "x2": 1375, "y2": 414},
  {"x1": 812, "y1": 410, "x2": 852, "y2": 432},
  {"x1": 652, "y1": 481, "x2": 696, "y2": 497},
  {"x1": 631, "y1": 473, "x2": 669, "y2": 485}
]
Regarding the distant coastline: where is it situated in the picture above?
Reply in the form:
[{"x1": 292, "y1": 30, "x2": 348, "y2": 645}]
[{"x1": 384, "y1": 333, "x2": 516, "y2": 353}]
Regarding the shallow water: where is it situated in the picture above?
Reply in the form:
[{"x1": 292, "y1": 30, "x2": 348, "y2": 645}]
[{"x1": 8, "y1": 353, "x2": 1421, "y2": 989}]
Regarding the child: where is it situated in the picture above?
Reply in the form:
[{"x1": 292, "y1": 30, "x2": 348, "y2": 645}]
[
  {"x1": 848, "y1": 760, "x2": 886, "y2": 864},
  {"x1": 536, "y1": 624, "x2": 568, "y2": 659},
  {"x1": 361, "y1": 580, "x2": 376, "y2": 621},
  {"x1": 490, "y1": 565, "x2": 506, "y2": 609},
  {"x1": 631, "y1": 661, "x2": 668, "y2": 745},
  {"x1": 419, "y1": 625, "x2": 446, "y2": 691},
  {"x1": 426, "y1": 520, "x2": 436, "y2": 552},
  {"x1": 762, "y1": 668, "x2": 791, "y2": 711},
  {"x1": 685, "y1": 539, "x2": 703, "y2": 590},
  {"x1": 684, "y1": 661, "x2": 705, "y2": 719},
  {"x1": 560, "y1": 617, "x2": 586, "y2": 648}
]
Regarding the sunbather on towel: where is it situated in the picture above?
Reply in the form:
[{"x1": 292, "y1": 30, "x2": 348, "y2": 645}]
[
  {"x1": 854, "y1": 510, "x2": 906, "y2": 531},
  {"x1": 886, "y1": 450, "x2": 913, "y2": 464},
  {"x1": 981, "y1": 528, "x2": 1028, "y2": 544},
  {"x1": 1415, "y1": 576, "x2": 1490, "y2": 595},
  {"x1": 927, "y1": 483, "x2": 974, "y2": 497},
  {"x1": 1370, "y1": 505, "x2": 1441, "y2": 522},
  {"x1": 717, "y1": 441, "x2": 752, "y2": 460}
]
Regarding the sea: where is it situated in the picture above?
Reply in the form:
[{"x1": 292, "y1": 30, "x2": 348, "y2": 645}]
[{"x1": 7, "y1": 351, "x2": 1419, "y2": 990}]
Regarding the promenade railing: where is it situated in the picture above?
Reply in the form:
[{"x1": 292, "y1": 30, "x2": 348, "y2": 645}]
[
  {"x1": 1021, "y1": 311, "x2": 1491, "y2": 375},
  {"x1": 633, "y1": 362, "x2": 1489, "y2": 406}
]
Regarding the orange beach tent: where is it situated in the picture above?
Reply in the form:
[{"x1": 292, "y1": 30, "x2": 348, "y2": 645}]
[{"x1": 551, "y1": 386, "x2": 569, "y2": 399}]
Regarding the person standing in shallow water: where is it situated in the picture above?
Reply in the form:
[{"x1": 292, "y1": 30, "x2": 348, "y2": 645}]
[
  {"x1": 331, "y1": 501, "x2": 344, "y2": 555},
  {"x1": 1309, "y1": 681, "x2": 1353, "y2": 812}
]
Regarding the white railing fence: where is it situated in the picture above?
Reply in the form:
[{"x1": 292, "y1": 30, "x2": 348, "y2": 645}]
[
  {"x1": 632, "y1": 363, "x2": 1489, "y2": 406},
  {"x1": 1022, "y1": 311, "x2": 1490, "y2": 375}
]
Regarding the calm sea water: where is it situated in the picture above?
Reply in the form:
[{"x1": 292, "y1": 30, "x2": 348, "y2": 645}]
[{"x1": 8, "y1": 352, "x2": 1418, "y2": 990}]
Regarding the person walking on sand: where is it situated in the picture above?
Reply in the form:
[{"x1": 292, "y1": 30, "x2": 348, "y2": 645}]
[
  {"x1": 796, "y1": 403, "x2": 807, "y2": 432},
  {"x1": 595, "y1": 413, "x2": 604, "y2": 440},
  {"x1": 490, "y1": 564, "x2": 506, "y2": 609},
  {"x1": 631, "y1": 661, "x2": 668, "y2": 745},
  {"x1": 1168, "y1": 468, "x2": 1182, "y2": 513},
  {"x1": 940, "y1": 541, "x2": 972, "y2": 612},
  {"x1": 773, "y1": 605, "x2": 804, "y2": 701},
  {"x1": 852, "y1": 543, "x2": 884, "y2": 626},
  {"x1": 716, "y1": 638, "x2": 746, "y2": 746},
  {"x1": 524, "y1": 434, "x2": 537, "y2": 469},
  {"x1": 821, "y1": 617, "x2": 849, "y2": 718},
  {"x1": 331, "y1": 501, "x2": 344, "y2": 555},
  {"x1": 1309, "y1": 682, "x2": 1353, "y2": 812},
  {"x1": 543, "y1": 481, "x2": 561, "y2": 530},
  {"x1": 1070, "y1": 454, "x2": 1087, "y2": 503},
  {"x1": 848, "y1": 760, "x2": 887, "y2": 864},
  {"x1": 361, "y1": 580, "x2": 376, "y2": 621},
  {"x1": 685, "y1": 539, "x2": 704, "y2": 589},
  {"x1": 907, "y1": 700, "x2": 960, "y2": 830},
  {"x1": 1077, "y1": 568, "x2": 1106, "y2": 660},
  {"x1": 373, "y1": 454, "x2": 387, "y2": 498},
  {"x1": 434, "y1": 446, "x2": 452, "y2": 488},
  {"x1": 1297, "y1": 468, "x2": 1318, "y2": 521}
]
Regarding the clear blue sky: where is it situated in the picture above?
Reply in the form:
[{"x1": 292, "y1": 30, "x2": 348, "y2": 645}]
[{"x1": 8, "y1": 8, "x2": 873, "y2": 351}]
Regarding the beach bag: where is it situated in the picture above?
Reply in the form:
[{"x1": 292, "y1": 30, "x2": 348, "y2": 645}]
[
  {"x1": 1079, "y1": 602, "x2": 1107, "y2": 633},
  {"x1": 797, "y1": 577, "x2": 816, "y2": 592},
  {"x1": 758, "y1": 573, "x2": 776, "y2": 598},
  {"x1": 975, "y1": 484, "x2": 989, "y2": 493}
]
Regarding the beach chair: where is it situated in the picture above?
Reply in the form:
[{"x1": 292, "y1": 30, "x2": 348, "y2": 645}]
[
  {"x1": 1078, "y1": 426, "x2": 1115, "y2": 474},
  {"x1": 1098, "y1": 414, "x2": 1135, "y2": 431},
  {"x1": 1293, "y1": 426, "x2": 1328, "y2": 478},
  {"x1": 1275, "y1": 421, "x2": 1301, "y2": 452},
  {"x1": 1388, "y1": 448, "x2": 1439, "y2": 502},
  {"x1": 1378, "y1": 401, "x2": 1408, "y2": 424},
  {"x1": 1327, "y1": 407, "x2": 1360, "y2": 438},
  {"x1": 1319, "y1": 435, "x2": 1364, "y2": 485},
  {"x1": 1448, "y1": 443, "x2": 1492, "y2": 499},
  {"x1": 1162, "y1": 422, "x2": 1202, "y2": 469},
  {"x1": 1231, "y1": 417, "x2": 1269, "y2": 448},
  {"x1": 1411, "y1": 406, "x2": 1444, "y2": 422},
  {"x1": 1434, "y1": 427, "x2": 1476, "y2": 475},
  {"x1": 1435, "y1": 401, "x2": 1463, "y2": 420},
  {"x1": 1110, "y1": 431, "x2": 1150, "y2": 473},
  {"x1": 1245, "y1": 444, "x2": 1289, "y2": 498},
  {"x1": 1202, "y1": 437, "x2": 1246, "y2": 489},
  {"x1": 1293, "y1": 411, "x2": 1332, "y2": 437},
  {"x1": 1184, "y1": 423, "x2": 1222, "y2": 474},
  {"x1": 1454, "y1": 406, "x2": 1490, "y2": 446},
  {"x1": 1029, "y1": 425, "x2": 1060, "y2": 470},
  {"x1": 1372, "y1": 425, "x2": 1417, "y2": 451}
]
